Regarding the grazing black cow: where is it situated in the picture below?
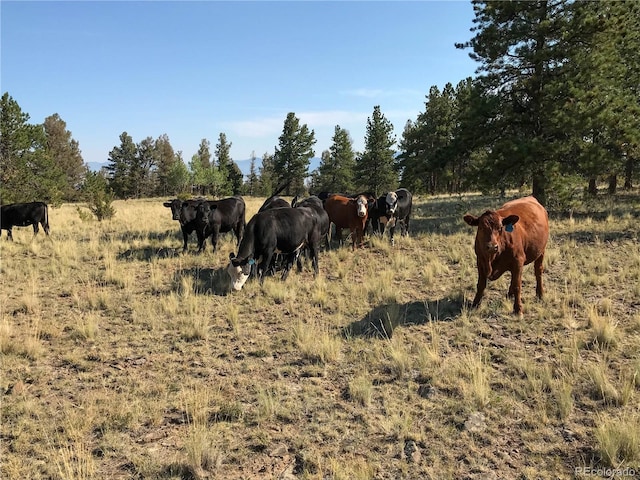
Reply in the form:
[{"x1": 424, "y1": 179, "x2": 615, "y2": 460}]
[
  {"x1": 193, "y1": 196, "x2": 246, "y2": 253},
  {"x1": 292, "y1": 195, "x2": 330, "y2": 247},
  {"x1": 227, "y1": 207, "x2": 320, "y2": 291},
  {"x1": 379, "y1": 188, "x2": 413, "y2": 245},
  {"x1": 163, "y1": 198, "x2": 205, "y2": 253},
  {"x1": 292, "y1": 195, "x2": 331, "y2": 268},
  {"x1": 1, "y1": 202, "x2": 50, "y2": 241}
]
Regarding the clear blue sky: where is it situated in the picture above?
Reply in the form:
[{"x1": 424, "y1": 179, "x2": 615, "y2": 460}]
[{"x1": 2, "y1": 1, "x2": 479, "y2": 171}]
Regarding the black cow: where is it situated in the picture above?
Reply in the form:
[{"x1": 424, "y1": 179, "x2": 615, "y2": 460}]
[
  {"x1": 293, "y1": 195, "x2": 330, "y2": 249},
  {"x1": 380, "y1": 188, "x2": 413, "y2": 245},
  {"x1": 193, "y1": 196, "x2": 246, "y2": 253},
  {"x1": 259, "y1": 182, "x2": 291, "y2": 212},
  {"x1": 227, "y1": 207, "x2": 320, "y2": 291},
  {"x1": 259, "y1": 196, "x2": 290, "y2": 211},
  {"x1": 1, "y1": 202, "x2": 50, "y2": 241},
  {"x1": 163, "y1": 198, "x2": 206, "y2": 253}
]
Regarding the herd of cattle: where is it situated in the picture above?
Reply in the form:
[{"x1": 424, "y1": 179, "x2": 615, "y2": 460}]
[{"x1": 1, "y1": 192, "x2": 549, "y2": 315}]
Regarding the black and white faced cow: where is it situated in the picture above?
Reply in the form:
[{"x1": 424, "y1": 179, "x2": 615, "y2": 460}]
[
  {"x1": 0, "y1": 202, "x2": 50, "y2": 241},
  {"x1": 382, "y1": 188, "x2": 413, "y2": 245},
  {"x1": 194, "y1": 196, "x2": 246, "y2": 253},
  {"x1": 227, "y1": 207, "x2": 320, "y2": 291}
]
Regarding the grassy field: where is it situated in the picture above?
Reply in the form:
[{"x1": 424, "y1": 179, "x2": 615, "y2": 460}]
[{"x1": 1, "y1": 191, "x2": 639, "y2": 480}]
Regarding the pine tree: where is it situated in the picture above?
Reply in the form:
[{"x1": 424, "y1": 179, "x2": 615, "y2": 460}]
[
  {"x1": 106, "y1": 132, "x2": 137, "y2": 199},
  {"x1": 134, "y1": 136, "x2": 157, "y2": 198},
  {"x1": 43, "y1": 113, "x2": 86, "y2": 201},
  {"x1": 273, "y1": 112, "x2": 316, "y2": 195},
  {"x1": 215, "y1": 132, "x2": 233, "y2": 196},
  {"x1": 355, "y1": 105, "x2": 397, "y2": 195},
  {"x1": 0, "y1": 93, "x2": 64, "y2": 203},
  {"x1": 154, "y1": 134, "x2": 177, "y2": 197},
  {"x1": 245, "y1": 151, "x2": 259, "y2": 196},
  {"x1": 315, "y1": 125, "x2": 356, "y2": 193},
  {"x1": 457, "y1": 0, "x2": 577, "y2": 205},
  {"x1": 258, "y1": 152, "x2": 276, "y2": 196}
]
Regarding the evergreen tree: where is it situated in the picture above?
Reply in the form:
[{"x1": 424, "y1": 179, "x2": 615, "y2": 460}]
[
  {"x1": 197, "y1": 138, "x2": 212, "y2": 169},
  {"x1": 258, "y1": 151, "x2": 276, "y2": 196},
  {"x1": 398, "y1": 85, "x2": 457, "y2": 194},
  {"x1": 559, "y1": 1, "x2": 640, "y2": 193},
  {"x1": 215, "y1": 132, "x2": 233, "y2": 196},
  {"x1": 355, "y1": 105, "x2": 397, "y2": 195},
  {"x1": 315, "y1": 125, "x2": 356, "y2": 193},
  {"x1": 273, "y1": 112, "x2": 316, "y2": 195},
  {"x1": 154, "y1": 134, "x2": 177, "y2": 197},
  {"x1": 134, "y1": 136, "x2": 157, "y2": 197},
  {"x1": 43, "y1": 113, "x2": 86, "y2": 201},
  {"x1": 106, "y1": 132, "x2": 137, "y2": 199},
  {"x1": 166, "y1": 152, "x2": 190, "y2": 195},
  {"x1": 227, "y1": 162, "x2": 244, "y2": 195},
  {"x1": 245, "y1": 151, "x2": 259, "y2": 196},
  {"x1": 457, "y1": 0, "x2": 585, "y2": 205},
  {"x1": 0, "y1": 93, "x2": 64, "y2": 203}
]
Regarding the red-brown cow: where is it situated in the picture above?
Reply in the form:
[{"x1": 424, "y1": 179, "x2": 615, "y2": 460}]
[
  {"x1": 463, "y1": 196, "x2": 549, "y2": 315},
  {"x1": 323, "y1": 194, "x2": 371, "y2": 250}
]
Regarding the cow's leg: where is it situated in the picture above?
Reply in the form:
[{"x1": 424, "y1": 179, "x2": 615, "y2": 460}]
[
  {"x1": 196, "y1": 230, "x2": 206, "y2": 253},
  {"x1": 472, "y1": 274, "x2": 487, "y2": 308},
  {"x1": 210, "y1": 227, "x2": 220, "y2": 253},
  {"x1": 32, "y1": 223, "x2": 40, "y2": 237},
  {"x1": 181, "y1": 229, "x2": 189, "y2": 253},
  {"x1": 309, "y1": 242, "x2": 319, "y2": 276},
  {"x1": 472, "y1": 262, "x2": 488, "y2": 308},
  {"x1": 534, "y1": 254, "x2": 545, "y2": 299},
  {"x1": 7, "y1": 229, "x2": 13, "y2": 241},
  {"x1": 43, "y1": 220, "x2": 50, "y2": 236},
  {"x1": 259, "y1": 252, "x2": 275, "y2": 284},
  {"x1": 389, "y1": 224, "x2": 396, "y2": 246},
  {"x1": 510, "y1": 266, "x2": 524, "y2": 315},
  {"x1": 403, "y1": 216, "x2": 410, "y2": 236}
]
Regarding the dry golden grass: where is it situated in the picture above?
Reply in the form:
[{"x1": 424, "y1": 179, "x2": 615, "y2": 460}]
[{"x1": 1, "y1": 191, "x2": 639, "y2": 479}]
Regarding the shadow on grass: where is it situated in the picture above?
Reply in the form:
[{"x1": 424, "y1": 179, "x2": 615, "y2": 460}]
[
  {"x1": 117, "y1": 246, "x2": 182, "y2": 261},
  {"x1": 173, "y1": 266, "x2": 232, "y2": 296},
  {"x1": 344, "y1": 295, "x2": 464, "y2": 339}
]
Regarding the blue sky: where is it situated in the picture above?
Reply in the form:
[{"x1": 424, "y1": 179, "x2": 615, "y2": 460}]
[{"x1": 2, "y1": 1, "x2": 478, "y2": 171}]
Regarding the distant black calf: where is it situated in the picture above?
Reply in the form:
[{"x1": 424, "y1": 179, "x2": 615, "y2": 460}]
[{"x1": 0, "y1": 202, "x2": 50, "y2": 241}]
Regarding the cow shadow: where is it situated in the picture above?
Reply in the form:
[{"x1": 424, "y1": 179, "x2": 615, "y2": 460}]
[
  {"x1": 172, "y1": 267, "x2": 232, "y2": 296},
  {"x1": 118, "y1": 246, "x2": 181, "y2": 261},
  {"x1": 343, "y1": 296, "x2": 463, "y2": 339}
]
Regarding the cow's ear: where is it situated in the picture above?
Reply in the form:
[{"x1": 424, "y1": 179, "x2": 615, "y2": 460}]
[
  {"x1": 163, "y1": 202, "x2": 172, "y2": 207},
  {"x1": 229, "y1": 252, "x2": 235, "y2": 260},
  {"x1": 463, "y1": 214, "x2": 479, "y2": 226},
  {"x1": 209, "y1": 204, "x2": 218, "y2": 211},
  {"x1": 502, "y1": 215, "x2": 519, "y2": 227}
]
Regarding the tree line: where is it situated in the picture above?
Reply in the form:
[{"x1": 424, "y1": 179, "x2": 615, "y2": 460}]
[{"x1": 1, "y1": 0, "x2": 638, "y2": 210}]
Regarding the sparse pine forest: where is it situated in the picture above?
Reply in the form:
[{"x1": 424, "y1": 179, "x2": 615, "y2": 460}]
[{"x1": 1, "y1": 191, "x2": 639, "y2": 479}]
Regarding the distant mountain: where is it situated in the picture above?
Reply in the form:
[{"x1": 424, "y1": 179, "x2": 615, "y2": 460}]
[{"x1": 87, "y1": 161, "x2": 109, "y2": 172}]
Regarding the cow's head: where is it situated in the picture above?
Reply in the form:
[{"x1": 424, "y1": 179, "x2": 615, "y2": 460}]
[
  {"x1": 179, "y1": 201, "x2": 199, "y2": 226},
  {"x1": 196, "y1": 203, "x2": 217, "y2": 225},
  {"x1": 464, "y1": 211, "x2": 519, "y2": 271},
  {"x1": 385, "y1": 191, "x2": 398, "y2": 217},
  {"x1": 163, "y1": 199, "x2": 182, "y2": 221},
  {"x1": 355, "y1": 194, "x2": 369, "y2": 218},
  {"x1": 226, "y1": 253, "x2": 253, "y2": 291}
]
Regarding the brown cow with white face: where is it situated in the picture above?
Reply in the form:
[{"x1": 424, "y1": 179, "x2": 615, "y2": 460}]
[
  {"x1": 463, "y1": 196, "x2": 549, "y2": 315},
  {"x1": 323, "y1": 194, "x2": 372, "y2": 250}
]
